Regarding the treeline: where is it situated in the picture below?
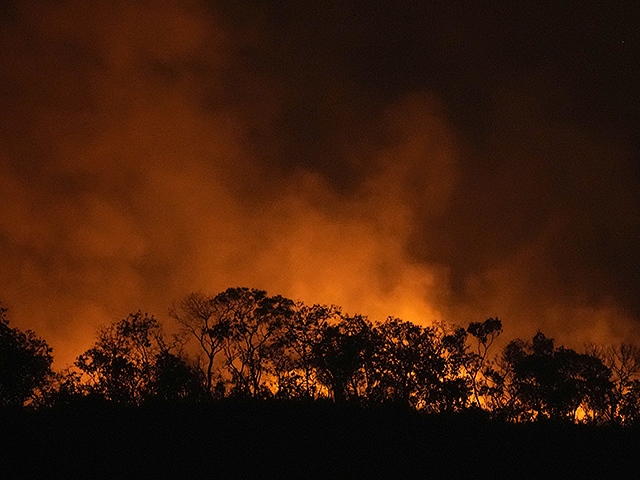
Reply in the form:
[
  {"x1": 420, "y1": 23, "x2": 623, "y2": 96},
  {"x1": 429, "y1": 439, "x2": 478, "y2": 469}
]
[{"x1": 2, "y1": 287, "x2": 640, "y2": 425}]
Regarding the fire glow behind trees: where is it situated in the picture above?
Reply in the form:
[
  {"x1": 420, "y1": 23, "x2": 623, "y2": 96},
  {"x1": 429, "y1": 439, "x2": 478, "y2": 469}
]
[{"x1": 1, "y1": 1, "x2": 639, "y2": 367}]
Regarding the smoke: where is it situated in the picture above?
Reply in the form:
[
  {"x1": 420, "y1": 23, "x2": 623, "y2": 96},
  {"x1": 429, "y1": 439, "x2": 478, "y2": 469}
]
[{"x1": 1, "y1": 0, "x2": 639, "y2": 366}]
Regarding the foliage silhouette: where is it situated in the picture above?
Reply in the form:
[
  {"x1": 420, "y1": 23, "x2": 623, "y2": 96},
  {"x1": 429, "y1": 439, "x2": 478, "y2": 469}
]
[
  {"x1": 466, "y1": 317, "x2": 502, "y2": 408},
  {"x1": 311, "y1": 314, "x2": 374, "y2": 403},
  {"x1": 271, "y1": 303, "x2": 339, "y2": 399},
  {"x1": 173, "y1": 288, "x2": 296, "y2": 398},
  {"x1": 0, "y1": 304, "x2": 53, "y2": 408},
  {"x1": 3, "y1": 287, "x2": 640, "y2": 428},
  {"x1": 586, "y1": 343, "x2": 640, "y2": 425},
  {"x1": 0, "y1": 287, "x2": 639, "y2": 480},
  {"x1": 75, "y1": 312, "x2": 167, "y2": 404},
  {"x1": 218, "y1": 288, "x2": 295, "y2": 398},
  {"x1": 366, "y1": 317, "x2": 425, "y2": 406},
  {"x1": 365, "y1": 318, "x2": 471, "y2": 412},
  {"x1": 149, "y1": 350, "x2": 208, "y2": 403},
  {"x1": 493, "y1": 331, "x2": 613, "y2": 422}
]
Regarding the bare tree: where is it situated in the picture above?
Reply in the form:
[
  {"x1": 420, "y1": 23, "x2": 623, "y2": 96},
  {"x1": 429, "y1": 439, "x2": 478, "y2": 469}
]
[
  {"x1": 587, "y1": 343, "x2": 640, "y2": 424},
  {"x1": 172, "y1": 288, "x2": 295, "y2": 398},
  {"x1": 170, "y1": 292, "x2": 229, "y2": 393}
]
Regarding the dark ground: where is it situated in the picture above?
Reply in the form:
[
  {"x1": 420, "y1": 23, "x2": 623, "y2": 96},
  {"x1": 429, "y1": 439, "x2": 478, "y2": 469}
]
[{"x1": 1, "y1": 400, "x2": 638, "y2": 479}]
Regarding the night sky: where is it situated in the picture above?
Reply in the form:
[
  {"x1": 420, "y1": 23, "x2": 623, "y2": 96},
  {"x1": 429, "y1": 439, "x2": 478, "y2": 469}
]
[{"x1": 1, "y1": 0, "x2": 639, "y2": 367}]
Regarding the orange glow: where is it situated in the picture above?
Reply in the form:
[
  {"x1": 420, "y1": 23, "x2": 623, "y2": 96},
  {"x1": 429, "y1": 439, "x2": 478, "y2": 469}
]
[{"x1": 1, "y1": 0, "x2": 639, "y2": 369}]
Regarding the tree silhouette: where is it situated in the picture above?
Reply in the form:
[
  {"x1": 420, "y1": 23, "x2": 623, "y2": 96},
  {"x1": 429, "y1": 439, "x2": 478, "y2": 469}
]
[
  {"x1": 171, "y1": 292, "x2": 230, "y2": 393},
  {"x1": 466, "y1": 317, "x2": 502, "y2": 408},
  {"x1": 419, "y1": 323, "x2": 470, "y2": 412},
  {"x1": 4, "y1": 284, "x2": 638, "y2": 429},
  {"x1": 0, "y1": 304, "x2": 53, "y2": 408},
  {"x1": 312, "y1": 314, "x2": 375, "y2": 403},
  {"x1": 217, "y1": 288, "x2": 295, "y2": 397},
  {"x1": 586, "y1": 343, "x2": 640, "y2": 425},
  {"x1": 498, "y1": 331, "x2": 613, "y2": 422},
  {"x1": 175, "y1": 288, "x2": 297, "y2": 398},
  {"x1": 35, "y1": 367, "x2": 84, "y2": 408},
  {"x1": 149, "y1": 350, "x2": 207, "y2": 402},
  {"x1": 366, "y1": 317, "x2": 426, "y2": 407},
  {"x1": 276, "y1": 303, "x2": 340, "y2": 399},
  {"x1": 75, "y1": 312, "x2": 165, "y2": 404}
]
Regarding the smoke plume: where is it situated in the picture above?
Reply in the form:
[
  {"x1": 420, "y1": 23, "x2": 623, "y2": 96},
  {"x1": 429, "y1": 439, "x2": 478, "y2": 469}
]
[{"x1": 1, "y1": 0, "x2": 639, "y2": 366}]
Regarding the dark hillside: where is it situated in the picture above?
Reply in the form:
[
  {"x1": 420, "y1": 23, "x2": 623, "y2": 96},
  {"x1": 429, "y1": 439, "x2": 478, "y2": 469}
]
[{"x1": 1, "y1": 400, "x2": 638, "y2": 479}]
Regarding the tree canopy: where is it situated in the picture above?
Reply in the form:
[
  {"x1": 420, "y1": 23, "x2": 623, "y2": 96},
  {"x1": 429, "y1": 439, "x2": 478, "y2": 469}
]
[
  {"x1": 2, "y1": 289, "x2": 640, "y2": 426},
  {"x1": 0, "y1": 304, "x2": 53, "y2": 408}
]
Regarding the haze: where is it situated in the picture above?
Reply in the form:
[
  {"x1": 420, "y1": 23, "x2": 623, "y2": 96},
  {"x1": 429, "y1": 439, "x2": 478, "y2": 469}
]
[{"x1": 1, "y1": 0, "x2": 639, "y2": 366}]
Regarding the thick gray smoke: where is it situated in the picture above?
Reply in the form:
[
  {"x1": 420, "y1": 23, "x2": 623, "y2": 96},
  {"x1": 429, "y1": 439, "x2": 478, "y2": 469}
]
[{"x1": 1, "y1": 0, "x2": 639, "y2": 366}]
